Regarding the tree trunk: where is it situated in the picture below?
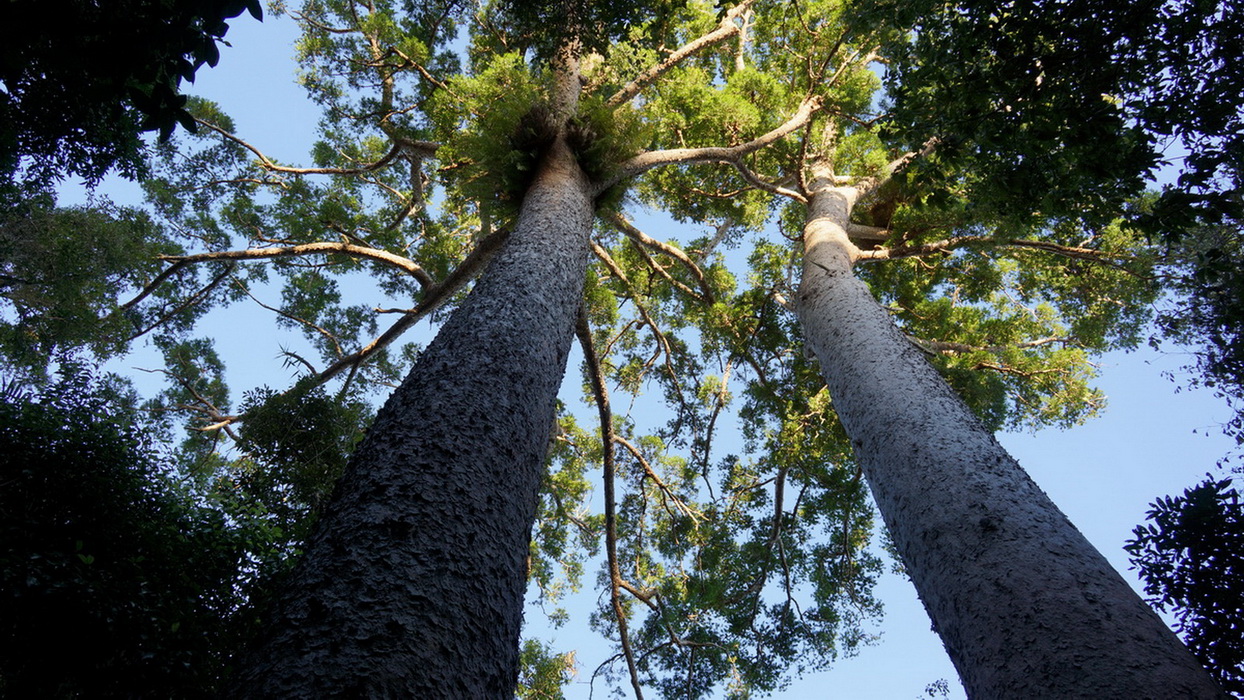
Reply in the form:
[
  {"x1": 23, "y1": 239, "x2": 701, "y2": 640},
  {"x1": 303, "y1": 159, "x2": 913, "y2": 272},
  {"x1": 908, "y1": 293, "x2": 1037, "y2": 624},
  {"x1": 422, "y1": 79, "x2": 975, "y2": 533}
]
[
  {"x1": 794, "y1": 182, "x2": 1226, "y2": 698},
  {"x1": 227, "y1": 137, "x2": 595, "y2": 698}
]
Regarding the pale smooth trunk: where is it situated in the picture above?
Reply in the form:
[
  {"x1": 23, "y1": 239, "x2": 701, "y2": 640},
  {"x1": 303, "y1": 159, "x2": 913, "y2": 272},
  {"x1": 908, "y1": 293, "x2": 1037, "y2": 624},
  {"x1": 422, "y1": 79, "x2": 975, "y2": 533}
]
[
  {"x1": 227, "y1": 138, "x2": 594, "y2": 698},
  {"x1": 795, "y1": 185, "x2": 1225, "y2": 698}
]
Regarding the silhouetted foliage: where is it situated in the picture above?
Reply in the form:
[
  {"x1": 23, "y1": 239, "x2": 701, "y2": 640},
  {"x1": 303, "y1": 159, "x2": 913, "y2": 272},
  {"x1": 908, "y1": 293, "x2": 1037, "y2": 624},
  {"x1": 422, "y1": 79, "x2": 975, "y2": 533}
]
[
  {"x1": 1127, "y1": 477, "x2": 1244, "y2": 695},
  {"x1": 0, "y1": 365, "x2": 275, "y2": 698},
  {"x1": 0, "y1": 0, "x2": 263, "y2": 192}
]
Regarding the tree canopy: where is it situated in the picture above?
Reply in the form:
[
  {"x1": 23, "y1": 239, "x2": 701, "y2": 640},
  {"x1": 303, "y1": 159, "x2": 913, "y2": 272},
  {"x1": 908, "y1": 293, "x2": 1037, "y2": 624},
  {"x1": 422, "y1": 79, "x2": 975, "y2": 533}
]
[{"x1": 3, "y1": 0, "x2": 1241, "y2": 695}]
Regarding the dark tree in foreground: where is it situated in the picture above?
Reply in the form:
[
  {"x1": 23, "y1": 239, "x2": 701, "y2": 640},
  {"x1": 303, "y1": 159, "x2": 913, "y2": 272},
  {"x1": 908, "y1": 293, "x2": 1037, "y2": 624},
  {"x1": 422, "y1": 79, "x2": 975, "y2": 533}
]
[
  {"x1": 1128, "y1": 478, "x2": 1244, "y2": 696},
  {"x1": 0, "y1": 367, "x2": 275, "y2": 698}
]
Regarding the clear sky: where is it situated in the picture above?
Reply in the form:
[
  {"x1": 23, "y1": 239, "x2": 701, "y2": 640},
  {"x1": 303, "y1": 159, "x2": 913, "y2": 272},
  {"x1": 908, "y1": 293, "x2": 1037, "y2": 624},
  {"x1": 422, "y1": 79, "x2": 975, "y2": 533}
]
[{"x1": 62, "y1": 10, "x2": 1238, "y2": 699}]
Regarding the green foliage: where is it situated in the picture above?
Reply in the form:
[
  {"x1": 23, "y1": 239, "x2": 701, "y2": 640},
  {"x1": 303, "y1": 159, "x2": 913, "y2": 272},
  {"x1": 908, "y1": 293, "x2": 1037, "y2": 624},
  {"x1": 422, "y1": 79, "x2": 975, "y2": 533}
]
[
  {"x1": 492, "y1": 0, "x2": 691, "y2": 60},
  {"x1": 1126, "y1": 477, "x2": 1244, "y2": 695},
  {"x1": 0, "y1": 365, "x2": 274, "y2": 697},
  {"x1": 1157, "y1": 223, "x2": 1244, "y2": 445},
  {"x1": 0, "y1": 194, "x2": 184, "y2": 379},
  {"x1": 234, "y1": 382, "x2": 372, "y2": 539},
  {"x1": 516, "y1": 639, "x2": 576, "y2": 700},
  {"x1": 14, "y1": 0, "x2": 1230, "y2": 695}
]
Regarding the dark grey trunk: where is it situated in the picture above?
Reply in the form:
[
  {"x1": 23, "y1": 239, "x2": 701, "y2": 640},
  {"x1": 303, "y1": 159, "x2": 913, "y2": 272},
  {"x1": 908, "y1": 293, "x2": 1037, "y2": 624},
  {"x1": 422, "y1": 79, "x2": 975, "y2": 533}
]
[
  {"x1": 227, "y1": 138, "x2": 594, "y2": 698},
  {"x1": 795, "y1": 185, "x2": 1225, "y2": 698}
]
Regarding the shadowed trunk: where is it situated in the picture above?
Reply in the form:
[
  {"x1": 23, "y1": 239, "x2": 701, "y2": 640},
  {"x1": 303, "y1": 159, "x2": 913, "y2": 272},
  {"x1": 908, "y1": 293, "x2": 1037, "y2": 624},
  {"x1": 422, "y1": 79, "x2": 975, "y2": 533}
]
[
  {"x1": 794, "y1": 179, "x2": 1226, "y2": 698},
  {"x1": 226, "y1": 136, "x2": 595, "y2": 698}
]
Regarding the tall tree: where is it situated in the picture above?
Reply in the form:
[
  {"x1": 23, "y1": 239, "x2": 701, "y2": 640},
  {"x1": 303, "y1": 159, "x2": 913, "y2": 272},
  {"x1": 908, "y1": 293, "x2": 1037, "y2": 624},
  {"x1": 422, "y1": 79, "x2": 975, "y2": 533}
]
[
  {"x1": 630, "y1": 0, "x2": 1229, "y2": 694},
  {"x1": 9, "y1": 0, "x2": 1238, "y2": 696}
]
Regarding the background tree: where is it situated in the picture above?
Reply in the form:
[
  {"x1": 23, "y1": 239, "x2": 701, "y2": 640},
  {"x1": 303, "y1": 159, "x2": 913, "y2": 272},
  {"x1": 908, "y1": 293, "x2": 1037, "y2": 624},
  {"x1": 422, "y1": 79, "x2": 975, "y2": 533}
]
[{"x1": 0, "y1": 0, "x2": 264, "y2": 195}]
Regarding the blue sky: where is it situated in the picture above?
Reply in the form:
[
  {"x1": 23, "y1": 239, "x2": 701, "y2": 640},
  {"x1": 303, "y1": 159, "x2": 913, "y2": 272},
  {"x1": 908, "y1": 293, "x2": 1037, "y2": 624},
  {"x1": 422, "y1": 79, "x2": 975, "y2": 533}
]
[{"x1": 61, "y1": 10, "x2": 1238, "y2": 698}]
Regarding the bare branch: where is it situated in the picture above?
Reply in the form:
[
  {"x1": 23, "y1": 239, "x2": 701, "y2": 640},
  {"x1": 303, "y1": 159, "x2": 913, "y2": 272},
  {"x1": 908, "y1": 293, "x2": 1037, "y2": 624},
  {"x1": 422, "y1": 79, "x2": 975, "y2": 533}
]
[
  {"x1": 160, "y1": 241, "x2": 435, "y2": 288},
  {"x1": 126, "y1": 263, "x2": 235, "y2": 342},
  {"x1": 231, "y1": 277, "x2": 346, "y2": 358},
  {"x1": 576, "y1": 309, "x2": 645, "y2": 700},
  {"x1": 856, "y1": 235, "x2": 1148, "y2": 277},
  {"x1": 307, "y1": 228, "x2": 509, "y2": 387},
  {"x1": 606, "y1": 0, "x2": 759, "y2": 109},
  {"x1": 196, "y1": 118, "x2": 423, "y2": 176},
  {"x1": 604, "y1": 211, "x2": 715, "y2": 301},
  {"x1": 606, "y1": 96, "x2": 822, "y2": 190}
]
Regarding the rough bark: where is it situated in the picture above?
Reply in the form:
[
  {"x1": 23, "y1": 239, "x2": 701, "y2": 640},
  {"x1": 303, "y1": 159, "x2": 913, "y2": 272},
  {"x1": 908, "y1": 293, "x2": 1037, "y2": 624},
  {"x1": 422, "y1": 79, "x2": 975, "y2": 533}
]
[
  {"x1": 794, "y1": 181, "x2": 1226, "y2": 698},
  {"x1": 226, "y1": 137, "x2": 594, "y2": 698}
]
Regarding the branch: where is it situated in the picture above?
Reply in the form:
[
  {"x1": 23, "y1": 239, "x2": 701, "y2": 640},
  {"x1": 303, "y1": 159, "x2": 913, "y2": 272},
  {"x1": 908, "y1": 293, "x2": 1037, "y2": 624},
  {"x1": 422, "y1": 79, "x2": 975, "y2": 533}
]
[
  {"x1": 160, "y1": 241, "x2": 435, "y2": 288},
  {"x1": 125, "y1": 263, "x2": 235, "y2": 342},
  {"x1": 307, "y1": 228, "x2": 508, "y2": 387},
  {"x1": 117, "y1": 260, "x2": 190, "y2": 312},
  {"x1": 230, "y1": 277, "x2": 345, "y2": 358},
  {"x1": 604, "y1": 211, "x2": 715, "y2": 302},
  {"x1": 606, "y1": 96, "x2": 822, "y2": 190},
  {"x1": 854, "y1": 136, "x2": 940, "y2": 199},
  {"x1": 576, "y1": 309, "x2": 645, "y2": 700},
  {"x1": 912, "y1": 336, "x2": 1077, "y2": 356},
  {"x1": 196, "y1": 118, "x2": 423, "y2": 176},
  {"x1": 605, "y1": 0, "x2": 759, "y2": 109},
  {"x1": 845, "y1": 223, "x2": 890, "y2": 242},
  {"x1": 856, "y1": 235, "x2": 1147, "y2": 276}
]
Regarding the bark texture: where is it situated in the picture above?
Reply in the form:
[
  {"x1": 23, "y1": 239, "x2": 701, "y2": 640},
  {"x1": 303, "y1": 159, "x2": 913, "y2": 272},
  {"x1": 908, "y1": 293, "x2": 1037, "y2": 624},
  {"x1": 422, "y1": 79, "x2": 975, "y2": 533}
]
[
  {"x1": 795, "y1": 184, "x2": 1226, "y2": 698},
  {"x1": 227, "y1": 138, "x2": 594, "y2": 698}
]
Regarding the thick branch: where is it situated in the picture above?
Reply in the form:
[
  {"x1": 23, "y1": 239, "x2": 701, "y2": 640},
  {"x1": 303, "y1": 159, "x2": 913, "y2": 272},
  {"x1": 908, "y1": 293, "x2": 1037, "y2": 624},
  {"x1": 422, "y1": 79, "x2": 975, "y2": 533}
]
[
  {"x1": 160, "y1": 242, "x2": 435, "y2": 288},
  {"x1": 854, "y1": 136, "x2": 940, "y2": 199},
  {"x1": 606, "y1": 96, "x2": 822, "y2": 190},
  {"x1": 605, "y1": 0, "x2": 759, "y2": 109},
  {"x1": 308, "y1": 228, "x2": 508, "y2": 387}
]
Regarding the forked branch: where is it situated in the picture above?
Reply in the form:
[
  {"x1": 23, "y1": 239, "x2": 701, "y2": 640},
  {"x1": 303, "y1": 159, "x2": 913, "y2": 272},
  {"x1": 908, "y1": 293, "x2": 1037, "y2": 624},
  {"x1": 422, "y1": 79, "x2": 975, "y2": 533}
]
[{"x1": 606, "y1": 96, "x2": 823, "y2": 190}]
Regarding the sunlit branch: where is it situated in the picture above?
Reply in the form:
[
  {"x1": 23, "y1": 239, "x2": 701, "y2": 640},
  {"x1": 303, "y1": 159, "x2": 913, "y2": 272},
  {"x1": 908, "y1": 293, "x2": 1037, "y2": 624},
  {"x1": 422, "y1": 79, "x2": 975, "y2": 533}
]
[
  {"x1": 605, "y1": 0, "x2": 760, "y2": 109},
  {"x1": 856, "y1": 235, "x2": 1149, "y2": 277},
  {"x1": 196, "y1": 118, "x2": 434, "y2": 176},
  {"x1": 613, "y1": 434, "x2": 704, "y2": 523},
  {"x1": 604, "y1": 211, "x2": 715, "y2": 301},
  {"x1": 159, "y1": 241, "x2": 435, "y2": 288},
  {"x1": 845, "y1": 223, "x2": 889, "y2": 242},
  {"x1": 631, "y1": 241, "x2": 704, "y2": 303},
  {"x1": 913, "y1": 336, "x2": 1077, "y2": 356},
  {"x1": 731, "y1": 160, "x2": 807, "y2": 203},
  {"x1": 607, "y1": 96, "x2": 823, "y2": 190},
  {"x1": 138, "y1": 367, "x2": 241, "y2": 441},
  {"x1": 576, "y1": 309, "x2": 645, "y2": 700}
]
